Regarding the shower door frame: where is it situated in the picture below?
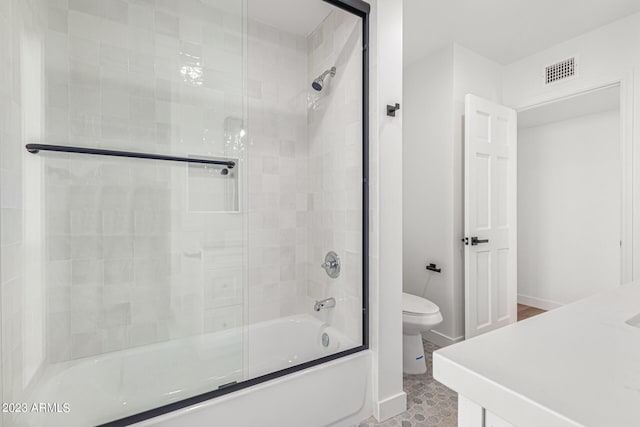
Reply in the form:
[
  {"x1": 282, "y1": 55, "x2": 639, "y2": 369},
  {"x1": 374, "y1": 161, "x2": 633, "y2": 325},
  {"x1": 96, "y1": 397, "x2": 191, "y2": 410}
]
[{"x1": 101, "y1": 0, "x2": 370, "y2": 425}]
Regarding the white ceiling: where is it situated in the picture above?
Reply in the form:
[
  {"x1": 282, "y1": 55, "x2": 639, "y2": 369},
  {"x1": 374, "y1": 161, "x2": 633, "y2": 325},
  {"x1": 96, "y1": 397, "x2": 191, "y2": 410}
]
[
  {"x1": 249, "y1": 0, "x2": 334, "y2": 36},
  {"x1": 404, "y1": 0, "x2": 640, "y2": 65}
]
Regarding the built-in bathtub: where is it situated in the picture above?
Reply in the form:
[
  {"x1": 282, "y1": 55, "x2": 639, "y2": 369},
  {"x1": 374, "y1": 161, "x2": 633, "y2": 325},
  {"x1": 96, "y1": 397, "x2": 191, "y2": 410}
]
[{"x1": 15, "y1": 314, "x2": 370, "y2": 427}]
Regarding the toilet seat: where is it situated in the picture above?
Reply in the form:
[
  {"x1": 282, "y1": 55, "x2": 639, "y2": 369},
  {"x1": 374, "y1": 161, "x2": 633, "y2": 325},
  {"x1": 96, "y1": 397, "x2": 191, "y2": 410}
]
[{"x1": 402, "y1": 292, "x2": 439, "y2": 315}]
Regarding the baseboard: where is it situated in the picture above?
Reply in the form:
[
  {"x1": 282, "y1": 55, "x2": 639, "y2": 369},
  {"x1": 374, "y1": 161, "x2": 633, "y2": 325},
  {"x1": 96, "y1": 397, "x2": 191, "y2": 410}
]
[
  {"x1": 374, "y1": 391, "x2": 407, "y2": 422},
  {"x1": 423, "y1": 329, "x2": 464, "y2": 348},
  {"x1": 518, "y1": 294, "x2": 563, "y2": 311}
]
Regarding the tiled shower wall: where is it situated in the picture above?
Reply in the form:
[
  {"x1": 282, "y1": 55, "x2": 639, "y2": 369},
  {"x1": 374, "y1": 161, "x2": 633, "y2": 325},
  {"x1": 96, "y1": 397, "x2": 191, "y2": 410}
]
[
  {"x1": 245, "y1": 9, "x2": 364, "y2": 329},
  {"x1": 42, "y1": 0, "x2": 247, "y2": 361},
  {"x1": 245, "y1": 19, "x2": 312, "y2": 323},
  {"x1": 3, "y1": 0, "x2": 366, "y2": 376},
  {"x1": 41, "y1": 0, "x2": 325, "y2": 360},
  {"x1": 0, "y1": 0, "x2": 46, "y2": 409},
  {"x1": 307, "y1": 10, "x2": 363, "y2": 343}
]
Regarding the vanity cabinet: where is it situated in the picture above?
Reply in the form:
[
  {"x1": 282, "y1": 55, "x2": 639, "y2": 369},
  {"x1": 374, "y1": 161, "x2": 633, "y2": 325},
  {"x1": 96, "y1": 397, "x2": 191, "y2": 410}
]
[{"x1": 459, "y1": 396, "x2": 515, "y2": 427}]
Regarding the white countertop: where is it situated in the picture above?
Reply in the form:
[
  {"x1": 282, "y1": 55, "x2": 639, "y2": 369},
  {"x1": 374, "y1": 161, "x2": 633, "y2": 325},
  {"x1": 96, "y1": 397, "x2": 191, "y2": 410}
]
[{"x1": 433, "y1": 284, "x2": 640, "y2": 427}]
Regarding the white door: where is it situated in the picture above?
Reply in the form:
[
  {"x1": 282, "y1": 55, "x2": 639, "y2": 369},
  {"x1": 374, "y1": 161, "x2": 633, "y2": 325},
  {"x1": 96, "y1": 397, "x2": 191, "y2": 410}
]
[{"x1": 464, "y1": 94, "x2": 517, "y2": 339}]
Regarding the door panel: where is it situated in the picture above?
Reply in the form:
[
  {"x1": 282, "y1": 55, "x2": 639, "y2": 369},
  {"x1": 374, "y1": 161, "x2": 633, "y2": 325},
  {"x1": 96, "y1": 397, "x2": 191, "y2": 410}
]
[
  {"x1": 475, "y1": 154, "x2": 491, "y2": 228},
  {"x1": 496, "y1": 248, "x2": 510, "y2": 321},
  {"x1": 475, "y1": 250, "x2": 491, "y2": 328},
  {"x1": 496, "y1": 157, "x2": 508, "y2": 226},
  {"x1": 465, "y1": 94, "x2": 517, "y2": 339}
]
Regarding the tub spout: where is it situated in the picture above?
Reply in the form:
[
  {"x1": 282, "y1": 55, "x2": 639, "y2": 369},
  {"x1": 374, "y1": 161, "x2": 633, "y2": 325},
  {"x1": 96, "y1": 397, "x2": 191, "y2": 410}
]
[{"x1": 314, "y1": 297, "x2": 336, "y2": 312}]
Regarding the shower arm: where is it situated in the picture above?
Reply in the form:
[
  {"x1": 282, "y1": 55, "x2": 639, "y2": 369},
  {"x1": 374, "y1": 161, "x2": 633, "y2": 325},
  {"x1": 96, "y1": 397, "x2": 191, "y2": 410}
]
[{"x1": 318, "y1": 67, "x2": 336, "y2": 80}]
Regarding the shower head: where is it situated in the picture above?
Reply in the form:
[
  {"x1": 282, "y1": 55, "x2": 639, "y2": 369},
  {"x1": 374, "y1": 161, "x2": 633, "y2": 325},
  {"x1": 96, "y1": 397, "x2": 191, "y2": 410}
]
[{"x1": 312, "y1": 66, "x2": 337, "y2": 91}]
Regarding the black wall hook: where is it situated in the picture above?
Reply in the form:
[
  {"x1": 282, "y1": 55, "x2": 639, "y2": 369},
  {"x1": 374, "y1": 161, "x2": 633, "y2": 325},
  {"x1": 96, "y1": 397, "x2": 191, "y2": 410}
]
[{"x1": 386, "y1": 103, "x2": 400, "y2": 117}]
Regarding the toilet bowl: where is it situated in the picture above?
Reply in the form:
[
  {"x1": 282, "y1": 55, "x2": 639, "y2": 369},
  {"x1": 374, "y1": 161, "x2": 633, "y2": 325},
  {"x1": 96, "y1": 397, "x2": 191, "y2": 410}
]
[{"x1": 402, "y1": 292, "x2": 443, "y2": 375}]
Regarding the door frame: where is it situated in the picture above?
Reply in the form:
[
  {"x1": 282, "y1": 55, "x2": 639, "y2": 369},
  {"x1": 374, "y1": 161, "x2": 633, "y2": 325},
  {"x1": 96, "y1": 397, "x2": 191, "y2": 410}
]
[{"x1": 515, "y1": 77, "x2": 633, "y2": 285}]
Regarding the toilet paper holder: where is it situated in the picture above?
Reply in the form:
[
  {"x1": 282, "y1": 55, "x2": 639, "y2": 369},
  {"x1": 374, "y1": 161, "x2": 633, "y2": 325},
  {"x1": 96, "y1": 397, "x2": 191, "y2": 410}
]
[{"x1": 426, "y1": 263, "x2": 441, "y2": 273}]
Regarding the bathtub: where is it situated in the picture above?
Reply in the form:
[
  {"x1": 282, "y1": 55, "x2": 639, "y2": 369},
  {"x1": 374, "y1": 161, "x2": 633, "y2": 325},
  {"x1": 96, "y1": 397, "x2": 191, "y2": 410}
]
[{"x1": 15, "y1": 314, "x2": 371, "y2": 427}]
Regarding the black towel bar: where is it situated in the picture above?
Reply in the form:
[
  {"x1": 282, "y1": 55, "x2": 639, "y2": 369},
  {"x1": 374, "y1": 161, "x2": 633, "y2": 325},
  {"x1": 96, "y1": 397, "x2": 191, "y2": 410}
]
[{"x1": 25, "y1": 144, "x2": 236, "y2": 169}]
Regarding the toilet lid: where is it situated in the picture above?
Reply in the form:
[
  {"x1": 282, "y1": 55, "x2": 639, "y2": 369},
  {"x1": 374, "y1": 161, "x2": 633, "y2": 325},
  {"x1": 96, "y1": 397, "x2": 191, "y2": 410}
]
[{"x1": 402, "y1": 292, "x2": 440, "y2": 315}]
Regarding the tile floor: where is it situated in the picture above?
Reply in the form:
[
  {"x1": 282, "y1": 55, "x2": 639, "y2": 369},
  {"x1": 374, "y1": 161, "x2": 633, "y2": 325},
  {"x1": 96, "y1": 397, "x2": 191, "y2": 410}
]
[{"x1": 357, "y1": 340, "x2": 457, "y2": 427}]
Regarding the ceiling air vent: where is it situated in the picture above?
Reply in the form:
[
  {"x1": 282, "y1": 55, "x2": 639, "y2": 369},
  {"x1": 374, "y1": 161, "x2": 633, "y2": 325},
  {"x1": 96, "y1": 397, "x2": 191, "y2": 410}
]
[{"x1": 545, "y1": 57, "x2": 576, "y2": 84}]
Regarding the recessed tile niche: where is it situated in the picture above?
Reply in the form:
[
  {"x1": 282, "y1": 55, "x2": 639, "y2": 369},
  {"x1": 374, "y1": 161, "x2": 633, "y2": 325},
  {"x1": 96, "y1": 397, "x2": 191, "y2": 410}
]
[{"x1": 187, "y1": 157, "x2": 239, "y2": 213}]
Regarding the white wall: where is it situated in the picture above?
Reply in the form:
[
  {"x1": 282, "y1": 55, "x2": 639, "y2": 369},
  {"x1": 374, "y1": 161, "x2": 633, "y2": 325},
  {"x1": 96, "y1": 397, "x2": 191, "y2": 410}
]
[
  {"x1": 402, "y1": 44, "x2": 502, "y2": 345},
  {"x1": 518, "y1": 109, "x2": 621, "y2": 307},
  {"x1": 503, "y1": 13, "x2": 640, "y2": 282},
  {"x1": 503, "y1": 13, "x2": 640, "y2": 109},
  {"x1": 403, "y1": 46, "x2": 455, "y2": 342},
  {"x1": 372, "y1": 0, "x2": 406, "y2": 421}
]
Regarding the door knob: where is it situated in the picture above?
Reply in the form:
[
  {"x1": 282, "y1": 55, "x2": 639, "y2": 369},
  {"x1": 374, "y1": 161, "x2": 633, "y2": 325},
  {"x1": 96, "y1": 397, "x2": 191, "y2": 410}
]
[
  {"x1": 462, "y1": 237, "x2": 489, "y2": 246},
  {"x1": 470, "y1": 237, "x2": 489, "y2": 246}
]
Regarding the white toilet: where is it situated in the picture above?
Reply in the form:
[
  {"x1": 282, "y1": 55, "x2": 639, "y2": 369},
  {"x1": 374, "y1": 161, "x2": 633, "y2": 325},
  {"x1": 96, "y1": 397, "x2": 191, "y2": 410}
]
[{"x1": 402, "y1": 292, "x2": 443, "y2": 375}]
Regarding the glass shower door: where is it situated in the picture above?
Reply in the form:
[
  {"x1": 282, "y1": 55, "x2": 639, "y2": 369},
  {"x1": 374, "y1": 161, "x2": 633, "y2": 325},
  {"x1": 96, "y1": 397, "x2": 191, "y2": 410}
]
[
  {"x1": 1, "y1": 0, "x2": 249, "y2": 426},
  {"x1": 244, "y1": 1, "x2": 365, "y2": 380}
]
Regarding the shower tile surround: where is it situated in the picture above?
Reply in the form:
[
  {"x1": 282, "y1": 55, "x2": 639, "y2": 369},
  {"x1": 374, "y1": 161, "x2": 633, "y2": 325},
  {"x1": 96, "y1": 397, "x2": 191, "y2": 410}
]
[
  {"x1": 41, "y1": 0, "x2": 247, "y2": 363},
  {"x1": 306, "y1": 11, "x2": 363, "y2": 342},
  {"x1": 26, "y1": 1, "x2": 365, "y2": 365},
  {"x1": 248, "y1": 7, "x2": 364, "y2": 342},
  {"x1": 245, "y1": 18, "x2": 311, "y2": 324}
]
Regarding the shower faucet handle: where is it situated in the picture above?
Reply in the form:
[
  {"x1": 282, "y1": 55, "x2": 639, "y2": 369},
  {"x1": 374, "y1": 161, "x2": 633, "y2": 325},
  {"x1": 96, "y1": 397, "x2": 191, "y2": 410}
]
[
  {"x1": 321, "y1": 251, "x2": 341, "y2": 279},
  {"x1": 321, "y1": 260, "x2": 338, "y2": 269}
]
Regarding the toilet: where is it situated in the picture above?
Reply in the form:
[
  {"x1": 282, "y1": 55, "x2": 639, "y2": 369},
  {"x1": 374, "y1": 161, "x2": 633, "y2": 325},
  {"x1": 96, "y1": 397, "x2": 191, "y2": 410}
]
[{"x1": 402, "y1": 292, "x2": 443, "y2": 375}]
